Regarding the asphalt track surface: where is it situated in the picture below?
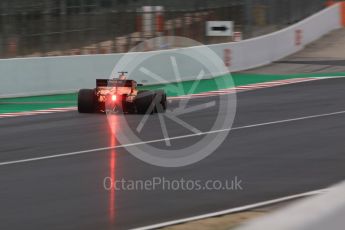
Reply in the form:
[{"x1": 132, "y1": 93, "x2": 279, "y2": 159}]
[{"x1": 1, "y1": 77, "x2": 345, "y2": 229}]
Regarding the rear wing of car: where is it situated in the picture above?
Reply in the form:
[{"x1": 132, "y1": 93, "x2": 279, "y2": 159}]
[
  {"x1": 96, "y1": 79, "x2": 109, "y2": 87},
  {"x1": 96, "y1": 79, "x2": 135, "y2": 87}
]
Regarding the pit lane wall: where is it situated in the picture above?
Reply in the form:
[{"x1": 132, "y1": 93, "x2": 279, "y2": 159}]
[{"x1": 0, "y1": 3, "x2": 341, "y2": 98}]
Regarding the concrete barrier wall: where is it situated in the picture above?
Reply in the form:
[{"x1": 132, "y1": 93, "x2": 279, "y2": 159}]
[
  {"x1": 235, "y1": 181, "x2": 345, "y2": 230},
  {"x1": 210, "y1": 3, "x2": 341, "y2": 72},
  {"x1": 0, "y1": 4, "x2": 341, "y2": 98}
]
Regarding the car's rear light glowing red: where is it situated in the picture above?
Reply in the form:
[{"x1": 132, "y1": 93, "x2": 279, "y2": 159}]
[{"x1": 111, "y1": 95, "x2": 117, "y2": 102}]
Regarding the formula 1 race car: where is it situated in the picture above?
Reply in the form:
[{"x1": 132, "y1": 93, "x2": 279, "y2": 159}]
[{"x1": 78, "y1": 72, "x2": 167, "y2": 114}]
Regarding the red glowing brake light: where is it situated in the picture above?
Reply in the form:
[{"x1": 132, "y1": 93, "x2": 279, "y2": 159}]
[{"x1": 112, "y1": 95, "x2": 117, "y2": 102}]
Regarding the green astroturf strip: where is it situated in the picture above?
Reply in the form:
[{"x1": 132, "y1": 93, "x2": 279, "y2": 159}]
[
  {"x1": 139, "y1": 73, "x2": 234, "y2": 96},
  {"x1": 0, "y1": 103, "x2": 75, "y2": 113},
  {"x1": 139, "y1": 72, "x2": 345, "y2": 95},
  {"x1": 0, "y1": 93, "x2": 77, "y2": 113},
  {"x1": 1, "y1": 72, "x2": 344, "y2": 114},
  {"x1": 0, "y1": 93, "x2": 77, "y2": 103}
]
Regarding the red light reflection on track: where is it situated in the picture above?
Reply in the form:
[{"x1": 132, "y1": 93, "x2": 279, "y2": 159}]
[{"x1": 108, "y1": 115, "x2": 117, "y2": 224}]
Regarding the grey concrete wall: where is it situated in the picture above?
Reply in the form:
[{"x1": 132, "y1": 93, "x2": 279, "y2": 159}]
[{"x1": 0, "y1": 4, "x2": 340, "y2": 98}]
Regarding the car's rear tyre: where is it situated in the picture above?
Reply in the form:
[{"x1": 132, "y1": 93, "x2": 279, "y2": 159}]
[
  {"x1": 135, "y1": 90, "x2": 155, "y2": 114},
  {"x1": 78, "y1": 89, "x2": 96, "y2": 113},
  {"x1": 120, "y1": 94, "x2": 134, "y2": 114},
  {"x1": 154, "y1": 90, "x2": 167, "y2": 113}
]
